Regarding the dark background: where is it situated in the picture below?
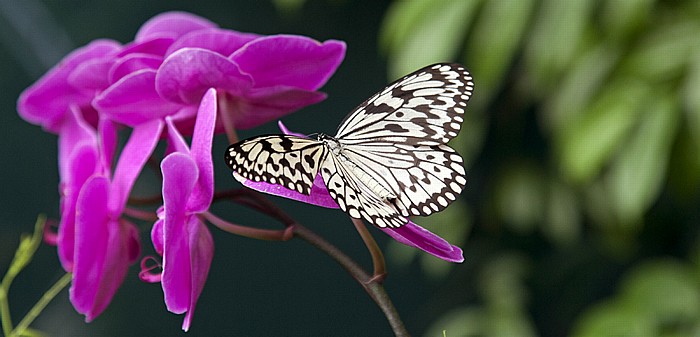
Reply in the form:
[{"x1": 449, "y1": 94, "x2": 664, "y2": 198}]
[{"x1": 4, "y1": 1, "x2": 700, "y2": 336}]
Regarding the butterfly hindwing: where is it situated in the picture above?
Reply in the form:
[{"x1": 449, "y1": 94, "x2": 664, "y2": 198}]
[
  {"x1": 339, "y1": 142, "x2": 466, "y2": 218},
  {"x1": 321, "y1": 153, "x2": 407, "y2": 228},
  {"x1": 225, "y1": 135, "x2": 326, "y2": 195}
]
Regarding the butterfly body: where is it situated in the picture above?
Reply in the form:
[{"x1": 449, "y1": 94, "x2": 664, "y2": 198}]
[{"x1": 226, "y1": 63, "x2": 473, "y2": 228}]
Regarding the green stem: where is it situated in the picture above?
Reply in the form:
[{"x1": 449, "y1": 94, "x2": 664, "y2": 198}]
[
  {"x1": 1, "y1": 216, "x2": 46, "y2": 336},
  {"x1": 11, "y1": 273, "x2": 72, "y2": 337}
]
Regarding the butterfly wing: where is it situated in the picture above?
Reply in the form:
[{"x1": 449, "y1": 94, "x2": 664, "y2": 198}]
[
  {"x1": 335, "y1": 63, "x2": 473, "y2": 146},
  {"x1": 326, "y1": 63, "x2": 472, "y2": 225},
  {"x1": 225, "y1": 135, "x2": 326, "y2": 195},
  {"x1": 340, "y1": 142, "x2": 466, "y2": 218},
  {"x1": 320, "y1": 152, "x2": 407, "y2": 228}
]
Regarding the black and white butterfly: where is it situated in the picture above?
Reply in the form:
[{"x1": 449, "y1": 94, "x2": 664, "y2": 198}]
[{"x1": 225, "y1": 63, "x2": 473, "y2": 228}]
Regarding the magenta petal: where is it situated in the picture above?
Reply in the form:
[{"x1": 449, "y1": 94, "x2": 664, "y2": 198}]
[
  {"x1": 381, "y1": 222, "x2": 464, "y2": 263},
  {"x1": 182, "y1": 216, "x2": 214, "y2": 331},
  {"x1": 109, "y1": 53, "x2": 162, "y2": 83},
  {"x1": 94, "y1": 69, "x2": 184, "y2": 126},
  {"x1": 165, "y1": 117, "x2": 190, "y2": 154},
  {"x1": 151, "y1": 218, "x2": 165, "y2": 255},
  {"x1": 58, "y1": 106, "x2": 97, "y2": 180},
  {"x1": 231, "y1": 36, "x2": 345, "y2": 90},
  {"x1": 70, "y1": 176, "x2": 110, "y2": 320},
  {"x1": 161, "y1": 153, "x2": 198, "y2": 314},
  {"x1": 135, "y1": 11, "x2": 217, "y2": 42},
  {"x1": 97, "y1": 118, "x2": 118, "y2": 174},
  {"x1": 109, "y1": 120, "x2": 163, "y2": 212},
  {"x1": 68, "y1": 58, "x2": 114, "y2": 94},
  {"x1": 237, "y1": 172, "x2": 339, "y2": 209},
  {"x1": 187, "y1": 88, "x2": 216, "y2": 212},
  {"x1": 277, "y1": 121, "x2": 307, "y2": 138},
  {"x1": 18, "y1": 39, "x2": 121, "y2": 133},
  {"x1": 232, "y1": 86, "x2": 326, "y2": 129},
  {"x1": 118, "y1": 37, "x2": 174, "y2": 58},
  {"x1": 166, "y1": 28, "x2": 260, "y2": 58},
  {"x1": 156, "y1": 48, "x2": 253, "y2": 105}
]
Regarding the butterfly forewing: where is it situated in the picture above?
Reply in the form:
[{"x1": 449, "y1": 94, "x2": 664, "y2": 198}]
[
  {"x1": 225, "y1": 135, "x2": 326, "y2": 195},
  {"x1": 334, "y1": 63, "x2": 473, "y2": 146}
]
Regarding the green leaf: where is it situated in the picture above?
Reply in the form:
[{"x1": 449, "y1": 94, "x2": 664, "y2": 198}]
[
  {"x1": 543, "y1": 180, "x2": 581, "y2": 246},
  {"x1": 543, "y1": 44, "x2": 620, "y2": 133},
  {"x1": 525, "y1": 0, "x2": 597, "y2": 94},
  {"x1": 605, "y1": 92, "x2": 679, "y2": 226},
  {"x1": 600, "y1": 0, "x2": 655, "y2": 42},
  {"x1": 493, "y1": 163, "x2": 545, "y2": 234},
  {"x1": 619, "y1": 259, "x2": 700, "y2": 324},
  {"x1": 384, "y1": 0, "x2": 482, "y2": 78},
  {"x1": 464, "y1": 0, "x2": 536, "y2": 102},
  {"x1": 572, "y1": 301, "x2": 653, "y2": 337},
  {"x1": 556, "y1": 79, "x2": 649, "y2": 184},
  {"x1": 619, "y1": 20, "x2": 700, "y2": 81},
  {"x1": 379, "y1": 0, "x2": 435, "y2": 56}
]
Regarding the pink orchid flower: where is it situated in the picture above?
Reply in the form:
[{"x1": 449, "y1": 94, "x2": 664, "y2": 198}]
[{"x1": 146, "y1": 89, "x2": 217, "y2": 331}]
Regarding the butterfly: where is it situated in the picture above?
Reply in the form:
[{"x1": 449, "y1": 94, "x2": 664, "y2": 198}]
[{"x1": 225, "y1": 63, "x2": 473, "y2": 228}]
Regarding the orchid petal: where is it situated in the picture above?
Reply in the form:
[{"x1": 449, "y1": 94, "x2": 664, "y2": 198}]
[
  {"x1": 97, "y1": 118, "x2": 118, "y2": 175},
  {"x1": 166, "y1": 28, "x2": 260, "y2": 58},
  {"x1": 18, "y1": 39, "x2": 121, "y2": 133},
  {"x1": 156, "y1": 48, "x2": 253, "y2": 105},
  {"x1": 58, "y1": 106, "x2": 97, "y2": 180},
  {"x1": 161, "y1": 153, "x2": 198, "y2": 314},
  {"x1": 109, "y1": 53, "x2": 162, "y2": 83},
  {"x1": 118, "y1": 37, "x2": 174, "y2": 58},
  {"x1": 165, "y1": 117, "x2": 190, "y2": 154},
  {"x1": 94, "y1": 69, "x2": 183, "y2": 126},
  {"x1": 277, "y1": 121, "x2": 307, "y2": 138},
  {"x1": 230, "y1": 86, "x2": 326, "y2": 129},
  {"x1": 231, "y1": 36, "x2": 345, "y2": 90},
  {"x1": 135, "y1": 11, "x2": 217, "y2": 42},
  {"x1": 236, "y1": 172, "x2": 339, "y2": 209},
  {"x1": 68, "y1": 58, "x2": 114, "y2": 94},
  {"x1": 182, "y1": 216, "x2": 213, "y2": 331},
  {"x1": 187, "y1": 88, "x2": 216, "y2": 212},
  {"x1": 57, "y1": 142, "x2": 99, "y2": 272},
  {"x1": 70, "y1": 176, "x2": 110, "y2": 321},
  {"x1": 109, "y1": 120, "x2": 163, "y2": 213},
  {"x1": 151, "y1": 218, "x2": 165, "y2": 255},
  {"x1": 381, "y1": 222, "x2": 464, "y2": 263}
]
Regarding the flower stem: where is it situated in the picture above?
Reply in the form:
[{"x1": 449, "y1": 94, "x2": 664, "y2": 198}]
[
  {"x1": 202, "y1": 211, "x2": 293, "y2": 241},
  {"x1": 293, "y1": 225, "x2": 408, "y2": 337},
  {"x1": 11, "y1": 273, "x2": 72, "y2": 337},
  {"x1": 351, "y1": 218, "x2": 386, "y2": 282}
]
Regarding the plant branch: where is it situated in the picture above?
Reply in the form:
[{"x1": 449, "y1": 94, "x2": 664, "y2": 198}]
[
  {"x1": 351, "y1": 218, "x2": 386, "y2": 282},
  {"x1": 293, "y1": 225, "x2": 408, "y2": 337},
  {"x1": 214, "y1": 189, "x2": 408, "y2": 336},
  {"x1": 202, "y1": 211, "x2": 293, "y2": 241},
  {"x1": 11, "y1": 273, "x2": 72, "y2": 337}
]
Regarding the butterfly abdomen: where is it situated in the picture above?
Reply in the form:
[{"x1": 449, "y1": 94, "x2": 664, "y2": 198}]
[{"x1": 322, "y1": 136, "x2": 396, "y2": 201}]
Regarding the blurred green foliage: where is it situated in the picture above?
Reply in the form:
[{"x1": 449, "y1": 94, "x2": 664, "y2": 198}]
[{"x1": 380, "y1": 0, "x2": 700, "y2": 335}]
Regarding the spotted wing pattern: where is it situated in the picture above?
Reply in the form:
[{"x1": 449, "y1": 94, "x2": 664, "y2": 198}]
[
  {"x1": 225, "y1": 135, "x2": 326, "y2": 195},
  {"x1": 225, "y1": 63, "x2": 473, "y2": 228},
  {"x1": 335, "y1": 63, "x2": 473, "y2": 146},
  {"x1": 320, "y1": 64, "x2": 472, "y2": 227}
]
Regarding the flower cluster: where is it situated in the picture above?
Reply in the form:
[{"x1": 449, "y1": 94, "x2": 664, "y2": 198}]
[{"x1": 16, "y1": 10, "x2": 462, "y2": 332}]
